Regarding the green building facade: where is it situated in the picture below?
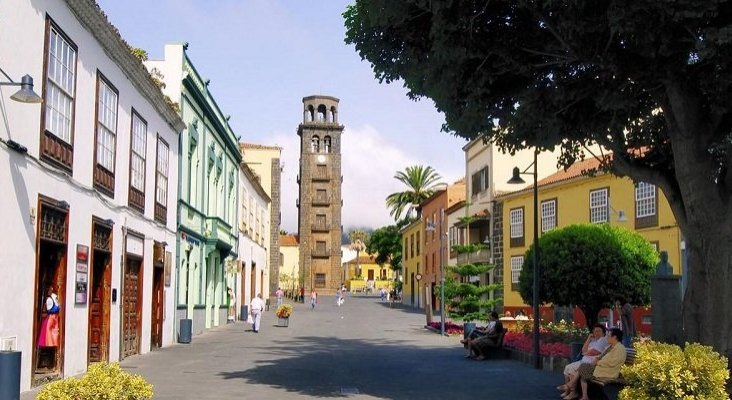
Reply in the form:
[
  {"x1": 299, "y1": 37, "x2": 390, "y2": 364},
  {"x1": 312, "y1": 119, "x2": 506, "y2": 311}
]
[{"x1": 146, "y1": 43, "x2": 241, "y2": 336}]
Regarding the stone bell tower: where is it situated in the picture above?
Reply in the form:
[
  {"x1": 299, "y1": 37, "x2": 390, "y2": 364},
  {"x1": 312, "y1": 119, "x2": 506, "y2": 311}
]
[{"x1": 297, "y1": 95, "x2": 343, "y2": 295}]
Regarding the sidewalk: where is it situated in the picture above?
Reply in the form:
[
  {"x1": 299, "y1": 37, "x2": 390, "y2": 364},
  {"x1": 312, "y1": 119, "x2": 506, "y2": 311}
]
[{"x1": 22, "y1": 295, "x2": 562, "y2": 399}]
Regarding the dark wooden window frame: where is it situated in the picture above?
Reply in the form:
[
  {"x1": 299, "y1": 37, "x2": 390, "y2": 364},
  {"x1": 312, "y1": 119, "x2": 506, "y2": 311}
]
[
  {"x1": 128, "y1": 109, "x2": 147, "y2": 213},
  {"x1": 154, "y1": 134, "x2": 169, "y2": 224},
  {"x1": 634, "y1": 183, "x2": 659, "y2": 229},
  {"x1": 93, "y1": 71, "x2": 118, "y2": 197},
  {"x1": 39, "y1": 16, "x2": 78, "y2": 173}
]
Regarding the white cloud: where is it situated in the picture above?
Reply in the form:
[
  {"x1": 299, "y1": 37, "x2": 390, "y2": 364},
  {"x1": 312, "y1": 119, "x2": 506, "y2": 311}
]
[{"x1": 270, "y1": 124, "x2": 424, "y2": 234}]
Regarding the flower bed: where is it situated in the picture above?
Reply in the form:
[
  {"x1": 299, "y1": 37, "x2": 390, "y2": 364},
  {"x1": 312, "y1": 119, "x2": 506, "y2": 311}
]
[
  {"x1": 503, "y1": 331, "x2": 571, "y2": 357},
  {"x1": 426, "y1": 321, "x2": 464, "y2": 335}
]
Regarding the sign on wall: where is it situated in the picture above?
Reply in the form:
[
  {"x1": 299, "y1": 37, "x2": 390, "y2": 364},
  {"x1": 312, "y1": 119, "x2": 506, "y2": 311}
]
[
  {"x1": 164, "y1": 251, "x2": 172, "y2": 287},
  {"x1": 75, "y1": 244, "x2": 89, "y2": 304}
]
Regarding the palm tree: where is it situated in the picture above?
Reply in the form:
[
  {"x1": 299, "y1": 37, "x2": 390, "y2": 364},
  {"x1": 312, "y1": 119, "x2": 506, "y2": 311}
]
[
  {"x1": 348, "y1": 230, "x2": 369, "y2": 279},
  {"x1": 385, "y1": 165, "x2": 443, "y2": 220}
]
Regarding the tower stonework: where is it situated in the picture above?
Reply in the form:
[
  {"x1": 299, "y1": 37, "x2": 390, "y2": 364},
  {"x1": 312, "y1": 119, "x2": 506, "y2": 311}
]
[{"x1": 297, "y1": 95, "x2": 343, "y2": 295}]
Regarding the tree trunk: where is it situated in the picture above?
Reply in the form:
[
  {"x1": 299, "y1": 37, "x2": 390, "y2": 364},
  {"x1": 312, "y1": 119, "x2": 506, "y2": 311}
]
[
  {"x1": 579, "y1": 306, "x2": 600, "y2": 330},
  {"x1": 682, "y1": 231, "x2": 732, "y2": 369},
  {"x1": 655, "y1": 82, "x2": 732, "y2": 370}
]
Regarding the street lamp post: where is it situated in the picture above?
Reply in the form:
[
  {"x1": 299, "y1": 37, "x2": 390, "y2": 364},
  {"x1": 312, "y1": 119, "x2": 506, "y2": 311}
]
[{"x1": 508, "y1": 149, "x2": 541, "y2": 369}]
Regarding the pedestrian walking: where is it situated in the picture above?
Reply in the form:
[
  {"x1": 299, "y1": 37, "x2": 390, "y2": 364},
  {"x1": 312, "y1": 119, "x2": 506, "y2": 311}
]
[
  {"x1": 275, "y1": 287, "x2": 284, "y2": 307},
  {"x1": 310, "y1": 290, "x2": 318, "y2": 309},
  {"x1": 336, "y1": 288, "x2": 343, "y2": 306},
  {"x1": 250, "y1": 293, "x2": 264, "y2": 333},
  {"x1": 227, "y1": 287, "x2": 236, "y2": 323}
]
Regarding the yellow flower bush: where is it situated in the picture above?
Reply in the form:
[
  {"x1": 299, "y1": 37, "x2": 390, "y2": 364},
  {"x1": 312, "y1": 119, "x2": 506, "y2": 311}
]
[
  {"x1": 275, "y1": 303, "x2": 293, "y2": 318},
  {"x1": 37, "y1": 362, "x2": 153, "y2": 400},
  {"x1": 619, "y1": 342, "x2": 730, "y2": 400}
]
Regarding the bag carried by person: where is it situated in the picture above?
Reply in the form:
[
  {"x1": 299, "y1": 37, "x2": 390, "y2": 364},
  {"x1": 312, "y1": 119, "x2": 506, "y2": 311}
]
[{"x1": 246, "y1": 314, "x2": 254, "y2": 324}]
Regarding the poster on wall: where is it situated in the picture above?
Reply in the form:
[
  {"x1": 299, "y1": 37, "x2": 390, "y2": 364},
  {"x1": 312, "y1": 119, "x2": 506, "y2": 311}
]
[{"x1": 75, "y1": 244, "x2": 89, "y2": 304}]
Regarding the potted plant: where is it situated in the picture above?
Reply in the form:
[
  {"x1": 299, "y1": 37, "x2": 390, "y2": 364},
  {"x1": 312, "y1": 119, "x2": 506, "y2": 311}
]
[{"x1": 275, "y1": 304, "x2": 293, "y2": 327}]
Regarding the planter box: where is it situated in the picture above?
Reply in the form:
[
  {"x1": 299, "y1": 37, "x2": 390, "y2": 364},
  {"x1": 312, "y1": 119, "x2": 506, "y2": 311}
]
[{"x1": 277, "y1": 318, "x2": 289, "y2": 327}]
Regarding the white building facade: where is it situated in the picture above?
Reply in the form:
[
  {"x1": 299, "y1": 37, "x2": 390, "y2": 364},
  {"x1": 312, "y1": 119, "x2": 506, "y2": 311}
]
[
  {"x1": 0, "y1": 0, "x2": 183, "y2": 391},
  {"x1": 237, "y1": 162, "x2": 270, "y2": 315}
]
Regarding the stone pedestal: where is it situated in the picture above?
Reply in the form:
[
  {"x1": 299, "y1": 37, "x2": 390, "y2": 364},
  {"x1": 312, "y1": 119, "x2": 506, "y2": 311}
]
[{"x1": 651, "y1": 275, "x2": 682, "y2": 345}]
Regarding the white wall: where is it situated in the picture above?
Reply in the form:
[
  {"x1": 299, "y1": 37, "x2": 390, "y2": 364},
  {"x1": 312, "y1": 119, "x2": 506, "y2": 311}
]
[{"x1": 0, "y1": 0, "x2": 179, "y2": 390}]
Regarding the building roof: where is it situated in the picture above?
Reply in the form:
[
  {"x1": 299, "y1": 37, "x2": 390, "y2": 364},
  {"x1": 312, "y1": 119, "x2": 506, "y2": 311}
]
[
  {"x1": 499, "y1": 156, "x2": 609, "y2": 198},
  {"x1": 66, "y1": 0, "x2": 184, "y2": 132},
  {"x1": 240, "y1": 143, "x2": 282, "y2": 151},
  {"x1": 280, "y1": 234, "x2": 299, "y2": 246}
]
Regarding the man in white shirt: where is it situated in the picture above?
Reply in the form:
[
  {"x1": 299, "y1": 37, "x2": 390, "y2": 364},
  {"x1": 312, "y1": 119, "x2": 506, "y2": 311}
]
[{"x1": 250, "y1": 293, "x2": 265, "y2": 333}]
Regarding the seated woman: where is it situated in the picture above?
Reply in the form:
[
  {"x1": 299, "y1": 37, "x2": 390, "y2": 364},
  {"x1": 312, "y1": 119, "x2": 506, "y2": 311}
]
[
  {"x1": 561, "y1": 328, "x2": 626, "y2": 400},
  {"x1": 465, "y1": 311, "x2": 503, "y2": 360},
  {"x1": 557, "y1": 324, "x2": 609, "y2": 396}
]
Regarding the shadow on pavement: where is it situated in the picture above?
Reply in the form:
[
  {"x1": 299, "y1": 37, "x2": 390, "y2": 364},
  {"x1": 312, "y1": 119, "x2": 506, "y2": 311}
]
[{"x1": 217, "y1": 335, "x2": 559, "y2": 400}]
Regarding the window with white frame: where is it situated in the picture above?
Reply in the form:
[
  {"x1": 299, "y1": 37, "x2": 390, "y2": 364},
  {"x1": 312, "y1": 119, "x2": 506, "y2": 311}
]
[
  {"x1": 636, "y1": 182, "x2": 656, "y2": 217},
  {"x1": 96, "y1": 76, "x2": 117, "y2": 172},
  {"x1": 45, "y1": 25, "x2": 77, "y2": 144},
  {"x1": 541, "y1": 199, "x2": 557, "y2": 232},
  {"x1": 511, "y1": 256, "x2": 524, "y2": 284},
  {"x1": 155, "y1": 137, "x2": 169, "y2": 206},
  {"x1": 130, "y1": 112, "x2": 147, "y2": 191},
  {"x1": 589, "y1": 188, "x2": 609, "y2": 223},
  {"x1": 510, "y1": 208, "x2": 524, "y2": 238}
]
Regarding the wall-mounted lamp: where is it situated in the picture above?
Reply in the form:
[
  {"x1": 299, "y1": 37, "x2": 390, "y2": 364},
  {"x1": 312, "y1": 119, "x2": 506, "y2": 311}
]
[
  {"x1": 616, "y1": 210, "x2": 628, "y2": 223},
  {"x1": 0, "y1": 67, "x2": 42, "y2": 104},
  {"x1": 104, "y1": 219, "x2": 115, "y2": 226},
  {"x1": 58, "y1": 200, "x2": 70, "y2": 209},
  {"x1": 161, "y1": 241, "x2": 168, "y2": 247}
]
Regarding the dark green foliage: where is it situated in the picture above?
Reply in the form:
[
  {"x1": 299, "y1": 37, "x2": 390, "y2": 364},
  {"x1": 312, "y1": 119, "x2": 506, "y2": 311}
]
[
  {"x1": 365, "y1": 225, "x2": 402, "y2": 270},
  {"x1": 518, "y1": 224, "x2": 658, "y2": 328}
]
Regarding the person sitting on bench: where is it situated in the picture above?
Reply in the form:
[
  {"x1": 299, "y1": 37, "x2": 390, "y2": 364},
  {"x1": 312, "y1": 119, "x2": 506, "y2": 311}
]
[
  {"x1": 562, "y1": 327, "x2": 627, "y2": 400},
  {"x1": 463, "y1": 311, "x2": 503, "y2": 360}
]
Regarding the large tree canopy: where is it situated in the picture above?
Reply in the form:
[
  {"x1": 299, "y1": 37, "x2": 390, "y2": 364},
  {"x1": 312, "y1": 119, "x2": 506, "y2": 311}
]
[
  {"x1": 365, "y1": 223, "x2": 404, "y2": 270},
  {"x1": 345, "y1": 0, "x2": 732, "y2": 362},
  {"x1": 519, "y1": 224, "x2": 658, "y2": 328}
]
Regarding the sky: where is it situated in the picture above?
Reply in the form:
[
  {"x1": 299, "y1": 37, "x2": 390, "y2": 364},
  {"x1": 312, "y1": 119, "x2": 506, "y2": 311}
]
[{"x1": 97, "y1": 0, "x2": 468, "y2": 233}]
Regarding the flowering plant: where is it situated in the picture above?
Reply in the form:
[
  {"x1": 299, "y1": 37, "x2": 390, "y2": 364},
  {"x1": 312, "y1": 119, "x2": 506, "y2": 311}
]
[
  {"x1": 275, "y1": 304, "x2": 293, "y2": 318},
  {"x1": 426, "y1": 321, "x2": 464, "y2": 335}
]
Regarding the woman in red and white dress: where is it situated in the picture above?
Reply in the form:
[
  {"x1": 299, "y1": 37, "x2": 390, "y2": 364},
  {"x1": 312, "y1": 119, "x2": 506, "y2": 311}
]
[{"x1": 38, "y1": 286, "x2": 60, "y2": 347}]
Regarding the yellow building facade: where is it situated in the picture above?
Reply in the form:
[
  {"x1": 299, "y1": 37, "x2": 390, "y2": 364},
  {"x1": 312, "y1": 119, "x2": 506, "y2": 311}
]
[
  {"x1": 498, "y1": 158, "x2": 682, "y2": 325},
  {"x1": 344, "y1": 254, "x2": 396, "y2": 292},
  {"x1": 400, "y1": 219, "x2": 423, "y2": 307}
]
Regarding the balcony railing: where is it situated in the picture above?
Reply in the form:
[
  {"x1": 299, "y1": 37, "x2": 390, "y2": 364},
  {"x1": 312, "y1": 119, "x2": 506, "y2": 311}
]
[
  {"x1": 312, "y1": 196, "x2": 331, "y2": 206},
  {"x1": 456, "y1": 248, "x2": 492, "y2": 264},
  {"x1": 312, "y1": 247, "x2": 330, "y2": 258},
  {"x1": 312, "y1": 173, "x2": 330, "y2": 181},
  {"x1": 311, "y1": 223, "x2": 331, "y2": 232}
]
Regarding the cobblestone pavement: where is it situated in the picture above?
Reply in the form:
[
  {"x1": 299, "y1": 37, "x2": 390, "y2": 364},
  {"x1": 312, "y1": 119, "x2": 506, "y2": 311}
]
[{"x1": 23, "y1": 295, "x2": 562, "y2": 399}]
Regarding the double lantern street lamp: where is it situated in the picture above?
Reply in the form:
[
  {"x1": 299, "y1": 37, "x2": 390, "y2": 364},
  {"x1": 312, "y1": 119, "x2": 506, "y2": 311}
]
[{"x1": 507, "y1": 149, "x2": 542, "y2": 370}]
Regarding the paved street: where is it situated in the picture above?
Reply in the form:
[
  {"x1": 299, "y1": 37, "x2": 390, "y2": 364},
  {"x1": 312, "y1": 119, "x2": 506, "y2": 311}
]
[{"x1": 23, "y1": 295, "x2": 561, "y2": 399}]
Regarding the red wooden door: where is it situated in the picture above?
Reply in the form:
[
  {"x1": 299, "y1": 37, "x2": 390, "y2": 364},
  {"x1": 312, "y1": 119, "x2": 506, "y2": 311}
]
[{"x1": 150, "y1": 268, "x2": 164, "y2": 349}]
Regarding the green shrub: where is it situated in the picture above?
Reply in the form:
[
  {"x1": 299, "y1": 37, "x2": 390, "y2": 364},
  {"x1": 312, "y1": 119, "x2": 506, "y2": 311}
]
[
  {"x1": 619, "y1": 342, "x2": 730, "y2": 400},
  {"x1": 37, "y1": 362, "x2": 153, "y2": 400}
]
